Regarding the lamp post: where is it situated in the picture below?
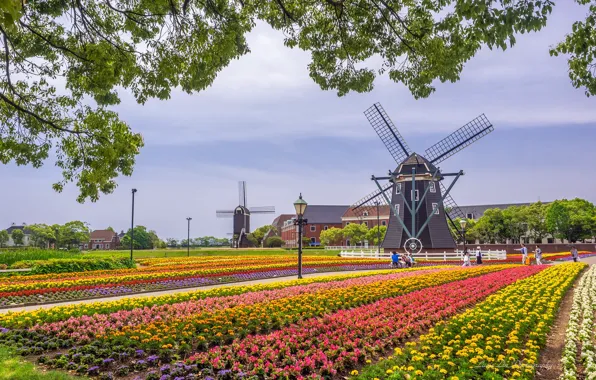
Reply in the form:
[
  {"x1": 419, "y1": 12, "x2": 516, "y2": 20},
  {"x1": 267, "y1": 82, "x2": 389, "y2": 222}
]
[
  {"x1": 130, "y1": 188, "x2": 137, "y2": 261},
  {"x1": 293, "y1": 194, "x2": 308, "y2": 279},
  {"x1": 186, "y1": 217, "x2": 192, "y2": 257},
  {"x1": 460, "y1": 219, "x2": 467, "y2": 255},
  {"x1": 375, "y1": 201, "x2": 381, "y2": 255}
]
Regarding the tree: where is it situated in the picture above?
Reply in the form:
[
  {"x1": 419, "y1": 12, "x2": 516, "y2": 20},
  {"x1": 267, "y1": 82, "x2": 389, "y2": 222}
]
[
  {"x1": 546, "y1": 199, "x2": 596, "y2": 243},
  {"x1": 342, "y1": 223, "x2": 369, "y2": 245},
  {"x1": 147, "y1": 230, "x2": 161, "y2": 249},
  {"x1": 319, "y1": 227, "x2": 344, "y2": 246},
  {"x1": 2, "y1": 1, "x2": 595, "y2": 202},
  {"x1": 502, "y1": 206, "x2": 529, "y2": 244},
  {"x1": 474, "y1": 209, "x2": 507, "y2": 244},
  {"x1": 10, "y1": 228, "x2": 24, "y2": 246},
  {"x1": 120, "y1": 225, "x2": 152, "y2": 249},
  {"x1": 301, "y1": 236, "x2": 312, "y2": 247},
  {"x1": 106, "y1": 226, "x2": 115, "y2": 232},
  {"x1": 251, "y1": 225, "x2": 277, "y2": 247},
  {"x1": 265, "y1": 236, "x2": 284, "y2": 248},
  {"x1": 28, "y1": 224, "x2": 56, "y2": 248},
  {"x1": 0, "y1": 230, "x2": 9, "y2": 247},
  {"x1": 56, "y1": 221, "x2": 90, "y2": 248},
  {"x1": 448, "y1": 218, "x2": 478, "y2": 243},
  {"x1": 246, "y1": 233, "x2": 258, "y2": 247},
  {"x1": 365, "y1": 225, "x2": 387, "y2": 246},
  {"x1": 526, "y1": 201, "x2": 550, "y2": 242},
  {"x1": 166, "y1": 238, "x2": 179, "y2": 248}
]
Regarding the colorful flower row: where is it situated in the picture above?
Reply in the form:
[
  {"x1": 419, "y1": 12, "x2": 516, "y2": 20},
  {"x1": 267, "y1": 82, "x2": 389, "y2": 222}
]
[
  {"x1": 354, "y1": 262, "x2": 585, "y2": 380},
  {"x1": 185, "y1": 266, "x2": 542, "y2": 379},
  {"x1": 0, "y1": 268, "x2": 432, "y2": 328},
  {"x1": 561, "y1": 265, "x2": 596, "y2": 380},
  {"x1": 32, "y1": 268, "x2": 446, "y2": 343}
]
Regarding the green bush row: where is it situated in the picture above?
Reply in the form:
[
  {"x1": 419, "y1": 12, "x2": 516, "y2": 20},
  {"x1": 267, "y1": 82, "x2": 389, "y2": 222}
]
[
  {"x1": 11, "y1": 257, "x2": 135, "y2": 274},
  {"x1": 0, "y1": 248, "x2": 83, "y2": 266}
]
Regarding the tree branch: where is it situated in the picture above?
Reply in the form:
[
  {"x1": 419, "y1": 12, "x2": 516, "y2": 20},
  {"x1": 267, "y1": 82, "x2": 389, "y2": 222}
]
[
  {"x1": 369, "y1": 0, "x2": 416, "y2": 54},
  {"x1": 19, "y1": 20, "x2": 91, "y2": 62},
  {"x1": 274, "y1": 0, "x2": 296, "y2": 22}
]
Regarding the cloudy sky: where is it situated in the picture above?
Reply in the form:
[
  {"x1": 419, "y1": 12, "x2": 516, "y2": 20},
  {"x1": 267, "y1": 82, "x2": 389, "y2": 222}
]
[{"x1": 1, "y1": 2, "x2": 595, "y2": 240}]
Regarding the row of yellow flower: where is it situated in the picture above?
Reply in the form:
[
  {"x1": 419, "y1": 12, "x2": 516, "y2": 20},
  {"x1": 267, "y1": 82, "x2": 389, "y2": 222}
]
[
  {"x1": 137, "y1": 255, "x2": 378, "y2": 267},
  {"x1": 353, "y1": 262, "x2": 585, "y2": 380},
  {"x1": 104, "y1": 266, "x2": 511, "y2": 353},
  {"x1": 0, "y1": 267, "x2": 442, "y2": 328}
]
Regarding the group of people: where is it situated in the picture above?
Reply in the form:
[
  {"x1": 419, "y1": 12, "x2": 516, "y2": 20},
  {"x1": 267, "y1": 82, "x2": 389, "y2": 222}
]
[
  {"x1": 462, "y1": 246, "x2": 483, "y2": 266},
  {"x1": 390, "y1": 251, "x2": 415, "y2": 268},
  {"x1": 515, "y1": 243, "x2": 580, "y2": 265}
]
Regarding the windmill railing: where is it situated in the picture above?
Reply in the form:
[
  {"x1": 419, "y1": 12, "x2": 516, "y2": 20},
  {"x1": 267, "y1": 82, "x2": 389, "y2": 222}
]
[{"x1": 339, "y1": 249, "x2": 506, "y2": 261}]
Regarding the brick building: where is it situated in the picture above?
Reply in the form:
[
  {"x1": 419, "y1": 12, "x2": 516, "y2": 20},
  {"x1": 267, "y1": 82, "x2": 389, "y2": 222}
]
[
  {"x1": 85, "y1": 230, "x2": 120, "y2": 250},
  {"x1": 280, "y1": 205, "x2": 348, "y2": 248}
]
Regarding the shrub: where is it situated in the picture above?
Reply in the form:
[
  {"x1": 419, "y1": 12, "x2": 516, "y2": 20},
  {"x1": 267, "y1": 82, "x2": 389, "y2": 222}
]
[
  {"x1": 264, "y1": 236, "x2": 284, "y2": 248},
  {"x1": 0, "y1": 248, "x2": 83, "y2": 266},
  {"x1": 11, "y1": 257, "x2": 135, "y2": 274}
]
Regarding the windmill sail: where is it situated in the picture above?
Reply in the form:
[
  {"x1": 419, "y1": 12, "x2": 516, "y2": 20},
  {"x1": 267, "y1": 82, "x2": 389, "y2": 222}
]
[
  {"x1": 364, "y1": 103, "x2": 412, "y2": 165},
  {"x1": 249, "y1": 206, "x2": 275, "y2": 214},
  {"x1": 350, "y1": 184, "x2": 392, "y2": 220},
  {"x1": 425, "y1": 114, "x2": 493, "y2": 165},
  {"x1": 440, "y1": 182, "x2": 466, "y2": 232},
  {"x1": 238, "y1": 181, "x2": 247, "y2": 208}
]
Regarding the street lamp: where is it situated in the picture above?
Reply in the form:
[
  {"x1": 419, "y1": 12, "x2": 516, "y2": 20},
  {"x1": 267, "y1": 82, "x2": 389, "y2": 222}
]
[
  {"x1": 130, "y1": 188, "x2": 137, "y2": 261},
  {"x1": 293, "y1": 194, "x2": 308, "y2": 279},
  {"x1": 186, "y1": 217, "x2": 192, "y2": 257},
  {"x1": 460, "y1": 219, "x2": 467, "y2": 255},
  {"x1": 375, "y1": 201, "x2": 381, "y2": 255}
]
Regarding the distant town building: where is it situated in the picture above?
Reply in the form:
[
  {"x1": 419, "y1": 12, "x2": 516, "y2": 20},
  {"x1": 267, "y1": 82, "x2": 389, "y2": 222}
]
[
  {"x1": 280, "y1": 205, "x2": 348, "y2": 247},
  {"x1": 263, "y1": 214, "x2": 294, "y2": 243},
  {"x1": 455, "y1": 202, "x2": 550, "y2": 220},
  {"x1": 84, "y1": 230, "x2": 120, "y2": 250},
  {"x1": 3, "y1": 223, "x2": 32, "y2": 247}
]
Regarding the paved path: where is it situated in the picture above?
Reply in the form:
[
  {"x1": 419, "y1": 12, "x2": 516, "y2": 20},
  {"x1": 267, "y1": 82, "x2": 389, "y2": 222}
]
[
  {"x1": 0, "y1": 269, "x2": 388, "y2": 314},
  {"x1": 552, "y1": 256, "x2": 596, "y2": 265}
]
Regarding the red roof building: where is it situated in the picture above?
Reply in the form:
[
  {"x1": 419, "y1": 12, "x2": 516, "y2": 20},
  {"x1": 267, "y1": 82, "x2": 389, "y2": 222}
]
[{"x1": 85, "y1": 230, "x2": 120, "y2": 250}]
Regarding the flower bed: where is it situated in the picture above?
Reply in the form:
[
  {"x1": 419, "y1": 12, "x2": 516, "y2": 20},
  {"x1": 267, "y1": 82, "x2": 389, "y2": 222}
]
[
  {"x1": 0, "y1": 265, "x2": 515, "y2": 378},
  {"x1": 186, "y1": 266, "x2": 541, "y2": 379},
  {"x1": 561, "y1": 265, "x2": 596, "y2": 380},
  {"x1": 354, "y1": 262, "x2": 585, "y2": 380}
]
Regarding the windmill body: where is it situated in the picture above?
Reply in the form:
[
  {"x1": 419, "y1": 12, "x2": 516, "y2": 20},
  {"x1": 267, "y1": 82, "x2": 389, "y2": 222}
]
[
  {"x1": 216, "y1": 181, "x2": 275, "y2": 248},
  {"x1": 351, "y1": 103, "x2": 494, "y2": 253}
]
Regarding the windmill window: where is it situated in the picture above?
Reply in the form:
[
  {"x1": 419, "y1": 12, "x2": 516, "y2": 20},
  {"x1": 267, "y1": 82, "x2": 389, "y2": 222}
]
[
  {"x1": 381, "y1": 220, "x2": 387, "y2": 226},
  {"x1": 395, "y1": 183, "x2": 402, "y2": 194},
  {"x1": 310, "y1": 225, "x2": 316, "y2": 232},
  {"x1": 394, "y1": 204, "x2": 400, "y2": 216},
  {"x1": 324, "y1": 225, "x2": 328, "y2": 230},
  {"x1": 430, "y1": 182, "x2": 436, "y2": 193},
  {"x1": 411, "y1": 190, "x2": 419, "y2": 201},
  {"x1": 432, "y1": 203, "x2": 440, "y2": 215}
]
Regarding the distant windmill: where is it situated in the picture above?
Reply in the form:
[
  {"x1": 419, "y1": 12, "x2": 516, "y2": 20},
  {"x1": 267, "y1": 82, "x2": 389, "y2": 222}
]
[
  {"x1": 216, "y1": 181, "x2": 275, "y2": 248},
  {"x1": 351, "y1": 103, "x2": 494, "y2": 254}
]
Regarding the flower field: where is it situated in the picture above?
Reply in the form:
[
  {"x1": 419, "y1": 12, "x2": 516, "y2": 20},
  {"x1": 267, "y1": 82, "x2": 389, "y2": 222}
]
[
  {"x1": 0, "y1": 256, "x2": 435, "y2": 307},
  {"x1": 0, "y1": 261, "x2": 589, "y2": 379}
]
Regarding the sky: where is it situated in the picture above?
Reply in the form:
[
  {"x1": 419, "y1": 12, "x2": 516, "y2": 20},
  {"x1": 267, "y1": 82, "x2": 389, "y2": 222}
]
[{"x1": 1, "y1": 2, "x2": 595, "y2": 240}]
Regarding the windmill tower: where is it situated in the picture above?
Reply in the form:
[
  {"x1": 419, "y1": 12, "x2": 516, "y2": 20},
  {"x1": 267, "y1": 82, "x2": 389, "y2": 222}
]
[
  {"x1": 351, "y1": 103, "x2": 494, "y2": 254},
  {"x1": 216, "y1": 181, "x2": 275, "y2": 248}
]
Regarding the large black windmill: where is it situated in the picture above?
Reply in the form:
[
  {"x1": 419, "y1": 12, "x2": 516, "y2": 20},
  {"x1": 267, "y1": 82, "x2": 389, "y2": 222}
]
[
  {"x1": 351, "y1": 103, "x2": 494, "y2": 254},
  {"x1": 216, "y1": 181, "x2": 275, "y2": 248}
]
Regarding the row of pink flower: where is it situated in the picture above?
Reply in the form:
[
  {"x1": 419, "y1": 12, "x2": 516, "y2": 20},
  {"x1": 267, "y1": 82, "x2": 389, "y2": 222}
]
[
  {"x1": 187, "y1": 265, "x2": 545, "y2": 378},
  {"x1": 33, "y1": 268, "x2": 444, "y2": 342}
]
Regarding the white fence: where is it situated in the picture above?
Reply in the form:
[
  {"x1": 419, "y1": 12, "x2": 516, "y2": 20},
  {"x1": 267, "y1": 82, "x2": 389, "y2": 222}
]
[
  {"x1": 326, "y1": 245, "x2": 379, "y2": 251},
  {"x1": 340, "y1": 249, "x2": 507, "y2": 261}
]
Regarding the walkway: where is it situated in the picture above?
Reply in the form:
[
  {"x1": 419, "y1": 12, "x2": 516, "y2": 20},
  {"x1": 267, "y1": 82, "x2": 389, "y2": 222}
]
[{"x1": 0, "y1": 268, "x2": 387, "y2": 314}]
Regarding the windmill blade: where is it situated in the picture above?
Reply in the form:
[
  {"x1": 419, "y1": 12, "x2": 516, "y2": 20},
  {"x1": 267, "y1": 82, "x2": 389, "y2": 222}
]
[
  {"x1": 349, "y1": 183, "x2": 392, "y2": 220},
  {"x1": 425, "y1": 114, "x2": 494, "y2": 165},
  {"x1": 216, "y1": 210, "x2": 235, "y2": 218},
  {"x1": 364, "y1": 103, "x2": 412, "y2": 165},
  {"x1": 440, "y1": 182, "x2": 466, "y2": 232},
  {"x1": 238, "y1": 181, "x2": 247, "y2": 207},
  {"x1": 249, "y1": 206, "x2": 276, "y2": 214}
]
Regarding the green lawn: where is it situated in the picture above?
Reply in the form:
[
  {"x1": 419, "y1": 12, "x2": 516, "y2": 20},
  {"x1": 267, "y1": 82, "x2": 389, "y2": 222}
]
[{"x1": 0, "y1": 347, "x2": 75, "y2": 380}]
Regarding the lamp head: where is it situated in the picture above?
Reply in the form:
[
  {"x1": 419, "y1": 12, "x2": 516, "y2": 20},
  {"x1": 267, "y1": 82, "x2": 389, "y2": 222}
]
[
  {"x1": 459, "y1": 219, "x2": 467, "y2": 229},
  {"x1": 293, "y1": 193, "x2": 308, "y2": 217}
]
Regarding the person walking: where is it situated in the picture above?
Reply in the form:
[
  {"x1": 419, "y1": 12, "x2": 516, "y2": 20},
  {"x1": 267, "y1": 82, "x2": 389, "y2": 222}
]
[
  {"x1": 571, "y1": 246, "x2": 579, "y2": 262},
  {"x1": 514, "y1": 243, "x2": 528, "y2": 265},
  {"x1": 462, "y1": 251, "x2": 471, "y2": 267},
  {"x1": 391, "y1": 251, "x2": 400, "y2": 268},
  {"x1": 534, "y1": 245, "x2": 543, "y2": 265},
  {"x1": 475, "y1": 246, "x2": 483, "y2": 265}
]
